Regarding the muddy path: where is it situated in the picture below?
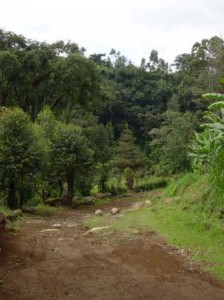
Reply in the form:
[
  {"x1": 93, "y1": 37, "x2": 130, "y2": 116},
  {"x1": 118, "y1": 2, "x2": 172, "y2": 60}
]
[{"x1": 1, "y1": 196, "x2": 224, "y2": 300}]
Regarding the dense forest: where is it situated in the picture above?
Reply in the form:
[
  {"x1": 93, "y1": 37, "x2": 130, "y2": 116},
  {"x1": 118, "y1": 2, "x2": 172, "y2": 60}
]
[{"x1": 1, "y1": 29, "x2": 224, "y2": 209}]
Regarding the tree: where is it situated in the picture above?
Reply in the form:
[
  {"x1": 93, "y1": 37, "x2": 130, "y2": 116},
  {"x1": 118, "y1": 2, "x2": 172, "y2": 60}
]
[
  {"x1": 189, "y1": 89, "x2": 224, "y2": 197},
  {"x1": 33, "y1": 107, "x2": 58, "y2": 201},
  {"x1": 49, "y1": 53, "x2": 99, "y2": 123},
  {"x1": 113, "y1": 128, "x2": 146, "y2": 189},
  {"x1": 51, "y1": 123, "x2": 93, "y2": 203},
  {"x1": 0, "y1": 29, "x2": 99, "y2": 121},
  {"x1": 150, "y1": 111, "x2": 195, "y2": 174},
  {"x1": 189, "y1": 91, "x2": 224, "y2": 171},
  {"x1": 0, "y1": 108, "x2": 40, "y2": 208},
  {"x1": 114, "y1": 128, "x2": 146, "y2": 171},
  {"x1": 85, "y1": 123, "x2": 114, "y2": 192}
]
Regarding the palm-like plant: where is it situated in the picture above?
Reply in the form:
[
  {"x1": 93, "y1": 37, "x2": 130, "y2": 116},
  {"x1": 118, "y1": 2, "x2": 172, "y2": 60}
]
[
  {"x1": 189, "y1": 85, "x2": 224, "y2": 171},
  {"x1": 189, "y1": 129, "x2": 221, "y2": 171}
]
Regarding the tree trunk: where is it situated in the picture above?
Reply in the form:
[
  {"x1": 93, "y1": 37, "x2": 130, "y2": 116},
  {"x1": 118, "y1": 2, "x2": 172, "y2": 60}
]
[
  {"x1": 58, "y1": 179, "x2": 63, "y2": 196},
  {"x1": 66, "y1": 171, "x2": 74, "y2": 205},
  {"x1": 7, "y1": 177, "x2": 18, "y2": 209}
]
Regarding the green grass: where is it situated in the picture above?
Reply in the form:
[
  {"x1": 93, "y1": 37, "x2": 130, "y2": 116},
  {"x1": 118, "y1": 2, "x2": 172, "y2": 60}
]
[
  {"x1": 93, "y1": 198, "x2": 112, "y2": 207},
  {"x1": 0, "y1": 205, "x2": 27, "y2": 233},
  {"x1": 0, "y1": 205, "x2": 15, "y2": 217},
  {"x1": 84, "y1": 173, "x2": 224, "y2": 279},
  {"x1": 35, "y1": 204, "x2": 65, "y2": 216}
]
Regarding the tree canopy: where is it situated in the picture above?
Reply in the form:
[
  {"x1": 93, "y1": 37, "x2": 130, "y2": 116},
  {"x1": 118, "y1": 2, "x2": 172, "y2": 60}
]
[{"x1": 1, "y1": 29, "x2": 224, "y2": 207}]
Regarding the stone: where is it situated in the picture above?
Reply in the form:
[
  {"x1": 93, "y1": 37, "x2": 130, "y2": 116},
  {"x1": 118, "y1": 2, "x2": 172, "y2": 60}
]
[
  {"x1": 52, "y1": 223, "x2": 62, "y2": 229},
  {"x1": 13, "y1": 209, "x2": 23, "y2": 217},
  {"x1": 0, "y1": 280, "x2": 3, "y2": 285},
  {"x1": 81, "y1": 196, "x2": 96, "y2": 205},
  {"x1": 144, "y1": 200, "x2": 152, "y2": 206},
  {"x1": 40, "y1": 229, "x2": 60, "y2": 233},
  {"x1": 83, "y1": 226, "x2": 110, "y2": 236},
  {"x1": 72, "y1": 196, "x2": 96, "y2": 207},
  {"x1": 47, "y1": 198, "x2": 64, "y2": 207},
  {"x1": 21, "y1": 206, "x2": 37, "y2": 214},
  {"x1": 95, "y1": 193, "x2": 112, "y2": 199},
  {"x1": 67, "y1": 223, "x2": 79, "y2": 228},
  {"x1": 130, "y1": 202, "x2": 144, "y2": 210},
  {"x1": 111, "y1": 207, "x2": 120, "y2": 215},
  {"x1": 95, "y1": 209, "x2": 103, "y2": 217}
]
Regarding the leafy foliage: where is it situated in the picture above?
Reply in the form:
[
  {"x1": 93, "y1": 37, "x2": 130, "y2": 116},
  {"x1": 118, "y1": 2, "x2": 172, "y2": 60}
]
[
  {"x1": 0, "y1": 108, "x2": 41, "y2": 208},
  {"x1": 113, "y1": 128, "x2": 146, "y2": 172},
  {"x1": 1, "y1": 29, "x2": 224, "y2": 207},
  {"x1": 150, "y1": 111, "x2": 195, "y2": 174}
]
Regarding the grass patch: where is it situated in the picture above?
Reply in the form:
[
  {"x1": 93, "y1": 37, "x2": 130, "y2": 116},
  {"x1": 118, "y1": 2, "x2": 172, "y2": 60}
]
[
  {"x1": 0, "y1": 205, "x2": 14, "y2": 217},
  {"x1": 164, "y1": 172, "x2": 198, "y2": 197},
  {"x1": 93, "y1": 198, "x2": 112, "y2": 207},
  {"x1": 35, "y1": 204, "x2": 64, "y2": 216},
  {"x1": 84, "y1": 173, "x2": 224, "y2": 279}
]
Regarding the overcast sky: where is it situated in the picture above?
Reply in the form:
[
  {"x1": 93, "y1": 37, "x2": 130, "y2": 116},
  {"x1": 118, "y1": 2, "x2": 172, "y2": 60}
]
[{"x1": 1, "y1": 0, "x2": 224, "y2": 65}]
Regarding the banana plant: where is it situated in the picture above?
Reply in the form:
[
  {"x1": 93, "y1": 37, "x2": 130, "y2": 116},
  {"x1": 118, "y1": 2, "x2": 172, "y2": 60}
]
[
  {"x1": 189, "y1": 85, "x2": 224, "y2": 171},
  {"x1": 189, "y1": 129, "x2": 222, "y2": 171}
]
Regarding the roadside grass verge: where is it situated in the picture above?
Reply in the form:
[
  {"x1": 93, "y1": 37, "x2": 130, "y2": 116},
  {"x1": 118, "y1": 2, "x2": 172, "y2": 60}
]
[{"x1": 84, "y1": 173, "x2": 224, "y2": 279}]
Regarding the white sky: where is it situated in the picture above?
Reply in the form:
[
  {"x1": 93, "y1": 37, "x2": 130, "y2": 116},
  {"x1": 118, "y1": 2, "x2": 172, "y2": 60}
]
[{"x1": 1, "y1": 0, "x2": 224, "y2": 65}]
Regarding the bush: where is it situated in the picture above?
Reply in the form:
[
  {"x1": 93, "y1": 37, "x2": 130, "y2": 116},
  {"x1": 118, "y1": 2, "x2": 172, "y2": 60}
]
[
  {"x1": 106, "y1": 183, "x2": 127, "y2": 196},
  {"x1": 25, "y1": 196, "x2": 41, "y2": 207},
  {"x1": 134, "y1": 178, "x2": 168, "y2": 192}
]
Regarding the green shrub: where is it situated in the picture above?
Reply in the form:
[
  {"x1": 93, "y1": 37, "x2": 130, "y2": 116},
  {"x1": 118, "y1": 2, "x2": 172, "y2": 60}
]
[
  {"x1": 0, "y1": 205, "x2": 14, "y2": 217},
  {"x1": 107, "y1": 183, "x2": 127, "y2": 196},
  {"x1": 134, "y1": 178, "x2": 168, "y2": 192},
  {"x1": 25, "y1": 196, "x2": 41, "y2": 207}
]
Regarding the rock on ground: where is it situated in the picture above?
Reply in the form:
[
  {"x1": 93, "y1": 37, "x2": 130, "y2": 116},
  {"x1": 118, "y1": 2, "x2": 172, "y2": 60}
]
[
  {"x1": 21, "y1": 206, "x2": 37, "y2": 214},
  {"x1": 52, "y1": 223, "x2": 62, "y2": 229},
  {"x1": 13, "y1": 209, "x2": 23, "y2": 217},
  {"x1": 131, "y1": 202, "x2": 144, "y2": 210},
  {"x1": 83, "y1": 226, "x2": 110, "y2": 236},
  {"x1": 95, "y1": 193, "x2": 112, "y2": 199},
  {"x1": 144, "y1": 200, "x2": 152, "y2": 206},
  {"x1": 111, "y1": 207, "x2": 120, "y2": 215},
  {"x1": 95, "y1": 209, "x2": 103, "y2": 216}
]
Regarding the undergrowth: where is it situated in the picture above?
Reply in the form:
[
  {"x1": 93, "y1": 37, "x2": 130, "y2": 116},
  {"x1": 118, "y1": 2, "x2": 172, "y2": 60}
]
[
  {"x1": 35, "y1": 204, "x2": 64, "y2": 216},
  {"x1": 0, "y1": 205, "x2": 15, "y2": 217}
]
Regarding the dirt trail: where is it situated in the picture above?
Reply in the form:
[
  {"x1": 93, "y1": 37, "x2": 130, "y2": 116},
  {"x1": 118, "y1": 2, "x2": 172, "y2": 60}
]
[{"x1": 1, "y1": 197, "x2": 224, "y2": 300}]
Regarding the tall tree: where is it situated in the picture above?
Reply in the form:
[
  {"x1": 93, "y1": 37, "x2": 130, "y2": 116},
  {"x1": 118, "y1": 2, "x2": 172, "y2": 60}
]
[
  {"x1": 51, "y1": 123, "x2": 93, "y2": 203},
  {"x1": 0, "y1": 108, "x2": 40, "y2": 208}
]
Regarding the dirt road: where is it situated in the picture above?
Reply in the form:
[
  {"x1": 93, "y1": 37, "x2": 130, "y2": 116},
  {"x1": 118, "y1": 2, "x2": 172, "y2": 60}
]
[{"x1": 1, "y1": 199, "x2": 224, "y2": 300}]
